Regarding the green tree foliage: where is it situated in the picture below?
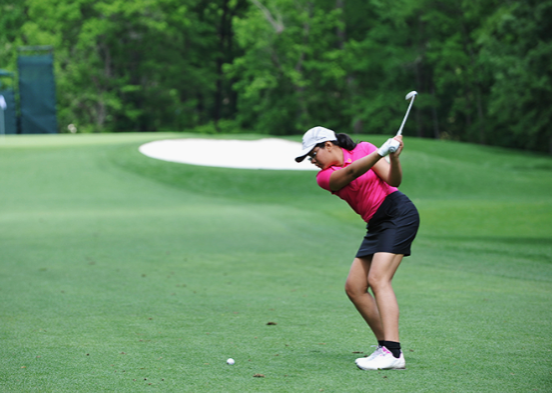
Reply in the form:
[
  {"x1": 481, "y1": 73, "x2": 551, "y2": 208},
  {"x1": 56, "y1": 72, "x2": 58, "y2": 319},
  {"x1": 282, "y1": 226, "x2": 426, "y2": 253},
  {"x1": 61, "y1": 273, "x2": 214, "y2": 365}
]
[
  {"x1": 227, "y1": 0, "x2": 348, "y2": 134},
  {"x1": 400, "y1": 0, "x2": 501, "y2": 142},
  {"x1": 478, "y1": 0, "x2": 552, "y2": 152},
  {"x1": 0, "y1": 0, "x2": 550, "y2": 153},
  {"x1": 229, "y1": 0, "x2": 552, "y2": 153},
  {"x1": 7, "y1": 0, "x2": 248, "y2": 133},
  {"x1": 0, "y1": 0, "x2": 26, "y2": 86}
]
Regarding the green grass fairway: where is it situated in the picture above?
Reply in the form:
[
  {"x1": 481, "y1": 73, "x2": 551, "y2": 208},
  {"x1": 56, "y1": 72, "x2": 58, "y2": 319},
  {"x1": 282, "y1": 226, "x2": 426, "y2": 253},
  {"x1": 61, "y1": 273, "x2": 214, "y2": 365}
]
[{"x1": 1, "y1": 133, "x2": 551, "y2": 392}]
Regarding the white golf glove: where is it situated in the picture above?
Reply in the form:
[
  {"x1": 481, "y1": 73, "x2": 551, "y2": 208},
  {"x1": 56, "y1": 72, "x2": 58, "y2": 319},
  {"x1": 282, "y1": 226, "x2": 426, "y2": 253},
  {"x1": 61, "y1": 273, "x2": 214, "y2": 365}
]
[{"x1": 377, "y1": 138, "x2": 401, "y2": 156}]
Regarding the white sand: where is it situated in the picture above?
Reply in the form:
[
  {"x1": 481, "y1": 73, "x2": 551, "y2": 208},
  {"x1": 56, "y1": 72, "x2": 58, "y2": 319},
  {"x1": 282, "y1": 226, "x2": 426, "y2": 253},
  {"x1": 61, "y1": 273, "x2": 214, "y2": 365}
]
[{"x1": 138, "y1": 138, "x2": 317, "y2": 171}]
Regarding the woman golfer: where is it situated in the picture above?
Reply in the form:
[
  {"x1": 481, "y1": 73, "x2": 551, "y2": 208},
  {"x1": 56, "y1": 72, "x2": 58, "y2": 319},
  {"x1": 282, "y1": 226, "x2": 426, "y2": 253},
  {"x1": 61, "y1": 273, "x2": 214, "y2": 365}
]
[{"x1": 295, "y1": 126, "x2": 419, "y2": 370}]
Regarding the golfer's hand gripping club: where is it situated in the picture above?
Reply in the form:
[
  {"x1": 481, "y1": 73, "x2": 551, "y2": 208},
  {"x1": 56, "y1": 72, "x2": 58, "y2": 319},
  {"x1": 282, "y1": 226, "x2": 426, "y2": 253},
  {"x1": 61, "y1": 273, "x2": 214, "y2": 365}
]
[
  {"x1": 387, "y1": 140, "x2": 400, "y2": 154},
  {"x1": 377, "y1": 138, "x2": 401, "y2": 157}
]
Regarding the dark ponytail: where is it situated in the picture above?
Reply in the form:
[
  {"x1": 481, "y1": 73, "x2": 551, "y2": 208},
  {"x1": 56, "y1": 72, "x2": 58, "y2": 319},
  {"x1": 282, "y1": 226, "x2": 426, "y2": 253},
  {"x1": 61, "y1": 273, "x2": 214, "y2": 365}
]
[{"x1": 334, "y1": 133, "x2": 357, "y2": 151}]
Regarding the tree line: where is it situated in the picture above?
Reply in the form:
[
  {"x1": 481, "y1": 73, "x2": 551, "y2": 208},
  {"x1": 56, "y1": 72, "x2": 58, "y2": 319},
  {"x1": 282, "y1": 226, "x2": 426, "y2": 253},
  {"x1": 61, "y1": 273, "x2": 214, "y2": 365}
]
[{"x1": 1, "y1": 0, "x2": 551, "y2": 153}]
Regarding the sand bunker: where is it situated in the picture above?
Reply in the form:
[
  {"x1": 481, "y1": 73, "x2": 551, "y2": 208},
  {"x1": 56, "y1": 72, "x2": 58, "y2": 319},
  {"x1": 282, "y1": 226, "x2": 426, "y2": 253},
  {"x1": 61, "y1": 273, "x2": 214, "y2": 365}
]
[{"x1": 138, "y1": 138, "x2": 317, "y2": 171}]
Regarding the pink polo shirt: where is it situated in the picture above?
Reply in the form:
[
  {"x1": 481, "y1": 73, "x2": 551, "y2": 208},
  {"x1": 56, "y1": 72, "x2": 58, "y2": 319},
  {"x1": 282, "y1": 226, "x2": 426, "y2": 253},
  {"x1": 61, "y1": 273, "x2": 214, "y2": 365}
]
[{"x1": 316, "y1": 142, "x2": 398, "y2": 222}]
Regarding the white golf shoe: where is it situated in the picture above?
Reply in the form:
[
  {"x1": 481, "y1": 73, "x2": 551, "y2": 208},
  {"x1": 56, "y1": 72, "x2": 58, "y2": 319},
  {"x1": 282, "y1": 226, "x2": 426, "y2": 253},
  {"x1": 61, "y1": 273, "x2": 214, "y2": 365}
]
[
  {"x1": 355, "y1": 346, "x2": 406, "y2": 370},
  {"x1": 355, "y1": 345, "x2": 383, "y2": 364}
]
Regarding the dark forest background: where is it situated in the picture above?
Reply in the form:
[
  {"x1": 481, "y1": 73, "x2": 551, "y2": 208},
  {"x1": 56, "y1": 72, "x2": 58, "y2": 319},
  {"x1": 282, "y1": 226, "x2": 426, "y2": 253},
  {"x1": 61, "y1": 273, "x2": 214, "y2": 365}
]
[{"x1": 1, "y1": 0, "x2": 551, "y2": 153}]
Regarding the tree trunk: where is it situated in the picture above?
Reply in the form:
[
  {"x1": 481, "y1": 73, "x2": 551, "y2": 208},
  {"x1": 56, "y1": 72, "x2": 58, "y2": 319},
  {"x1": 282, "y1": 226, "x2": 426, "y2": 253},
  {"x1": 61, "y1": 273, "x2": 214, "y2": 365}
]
[
  {"x1": 336, "y1": 0, "x2": 345, "y2": 50},
  {"x1": 335, "y1": 0, "x2": 361, "y2": 134},
  {"x1": 251, "y1": 0, "x2": 284, "y2": 33},
  {"x1": 414, "y1": 15, "x2": 424, "y2": 138},
  {"x1": 294, "y1": 2, "x2": 313, "y2": 127},
  {"x1": 460, "y1": 19, "x2": 485, "y2": 144},
  {"x1": 214, "y1": 0, "x2": 231, "y2": 131},
  {"x1": 196, "y1": 92, "x2": 205, "y2": 124},
  {"x1": 414, "y1": 56, "x2": 424, "y2": 138},
  {"x1": 96, "y1": 99, "x2": 106, "y2": 131},
  {"x1": 431, "y1": 83, "x2": 440, "y2": 139}
]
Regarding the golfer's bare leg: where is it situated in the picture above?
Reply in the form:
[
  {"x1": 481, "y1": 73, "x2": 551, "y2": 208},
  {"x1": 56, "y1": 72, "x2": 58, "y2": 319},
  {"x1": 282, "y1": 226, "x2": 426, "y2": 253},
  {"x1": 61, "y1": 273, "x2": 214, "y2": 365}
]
[
  {"x1": 367, "y1": 252, "x2": 404, "y2": 342},
  {"x1": 345, "y1": 257, "x2": 385, "y2": 341}
]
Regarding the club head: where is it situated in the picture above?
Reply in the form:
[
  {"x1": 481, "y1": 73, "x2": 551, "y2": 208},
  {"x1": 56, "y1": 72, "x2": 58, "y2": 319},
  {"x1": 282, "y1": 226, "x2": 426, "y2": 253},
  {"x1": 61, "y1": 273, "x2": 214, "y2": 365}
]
[{"x1": 405, "y1": 91, "x2": 418, "y2": 101}]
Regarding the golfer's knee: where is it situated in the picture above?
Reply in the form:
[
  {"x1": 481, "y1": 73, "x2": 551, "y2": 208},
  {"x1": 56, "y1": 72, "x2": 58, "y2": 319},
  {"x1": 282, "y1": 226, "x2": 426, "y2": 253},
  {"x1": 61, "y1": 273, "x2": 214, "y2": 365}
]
[
  {"x1": 345, "y1": 280, "x2": 366, "y2": 301},
  {"x1": 367, "y1": 275, "x2": 389, "y2": 293}
]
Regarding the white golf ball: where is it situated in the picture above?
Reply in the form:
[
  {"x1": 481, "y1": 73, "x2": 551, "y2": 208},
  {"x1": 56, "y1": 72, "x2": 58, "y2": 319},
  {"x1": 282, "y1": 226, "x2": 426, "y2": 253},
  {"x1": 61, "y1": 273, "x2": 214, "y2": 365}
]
[{"x1": 226, "y1": 358, "x2": 235, "y2": 365}]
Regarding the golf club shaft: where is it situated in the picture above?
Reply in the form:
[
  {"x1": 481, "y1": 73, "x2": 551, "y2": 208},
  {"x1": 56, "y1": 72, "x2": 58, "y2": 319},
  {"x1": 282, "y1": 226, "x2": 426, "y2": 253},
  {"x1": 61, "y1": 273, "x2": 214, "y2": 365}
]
[{"x1": 396, "y1": 96, "x2": 416, "y2": 136}]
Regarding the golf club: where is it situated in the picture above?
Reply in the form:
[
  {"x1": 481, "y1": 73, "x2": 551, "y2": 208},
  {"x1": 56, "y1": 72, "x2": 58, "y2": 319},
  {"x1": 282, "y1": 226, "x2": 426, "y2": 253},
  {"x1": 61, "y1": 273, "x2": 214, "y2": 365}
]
[
  {"x1": 397, "y1": 91, "x2": 418, "y2": 136},
  {"x1": 388, "y1": 91, "x2": 417, "y2": 153}
]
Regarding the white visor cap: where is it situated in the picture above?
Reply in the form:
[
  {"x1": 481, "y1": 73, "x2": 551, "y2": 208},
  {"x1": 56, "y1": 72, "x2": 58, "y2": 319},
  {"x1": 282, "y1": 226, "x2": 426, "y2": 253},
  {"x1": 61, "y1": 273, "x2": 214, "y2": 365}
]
[{"x1": 295, "y1": 126, "x2": 337, "y2": 162}]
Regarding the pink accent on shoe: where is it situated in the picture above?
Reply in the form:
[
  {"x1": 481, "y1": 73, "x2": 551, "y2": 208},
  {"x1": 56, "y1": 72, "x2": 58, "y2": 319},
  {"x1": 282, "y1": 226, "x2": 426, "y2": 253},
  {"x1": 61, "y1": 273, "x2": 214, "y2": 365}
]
[{"x1": 381, "y1": 347, "x2": 392, "y2": 355}]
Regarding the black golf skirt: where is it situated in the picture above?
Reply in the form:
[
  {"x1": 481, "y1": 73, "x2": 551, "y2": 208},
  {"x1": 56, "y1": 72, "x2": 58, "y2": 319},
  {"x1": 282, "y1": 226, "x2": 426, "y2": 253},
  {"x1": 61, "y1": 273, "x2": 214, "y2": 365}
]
[{"x1": 356, "y1": 191, "x2": 420, "y2": 258}]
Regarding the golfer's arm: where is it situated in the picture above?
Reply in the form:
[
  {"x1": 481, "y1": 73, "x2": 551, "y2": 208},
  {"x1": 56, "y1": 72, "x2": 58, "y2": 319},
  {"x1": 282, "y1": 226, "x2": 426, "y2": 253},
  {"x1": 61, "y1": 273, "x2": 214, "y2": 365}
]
[
  {"x1": 387, "y1": 154, "x2": 402, "y2": 187},
  {"x1": 372, "y1": 154, "x2": 402, "y2": 187},
  {"x1": 329, "y1": 151, "x2": 382, "y2": 191}
]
